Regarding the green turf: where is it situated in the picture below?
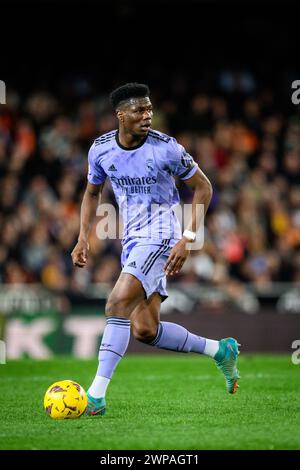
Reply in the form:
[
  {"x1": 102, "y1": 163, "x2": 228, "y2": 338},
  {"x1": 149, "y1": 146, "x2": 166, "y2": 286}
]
[{"x1": 0, "y1": 355, "x2": 299, "y2": 450}]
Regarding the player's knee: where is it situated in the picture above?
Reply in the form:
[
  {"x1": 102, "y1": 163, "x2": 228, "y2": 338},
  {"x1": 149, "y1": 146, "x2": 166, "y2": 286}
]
[
  {"x1": 105, "y1": 295, "x2": 131, "y2": 317},
  {"x1": 132, "y1": 322, "x2": 158, "y2": 343}
]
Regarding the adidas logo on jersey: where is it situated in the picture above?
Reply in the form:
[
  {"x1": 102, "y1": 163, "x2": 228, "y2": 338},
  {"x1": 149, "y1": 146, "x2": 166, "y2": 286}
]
[
  {"x1": 108, "y1": 164, "x2": 117, "y2": 171},
  {"x1": 128, "y1": 261, "x2": 136, "y2": 268}
]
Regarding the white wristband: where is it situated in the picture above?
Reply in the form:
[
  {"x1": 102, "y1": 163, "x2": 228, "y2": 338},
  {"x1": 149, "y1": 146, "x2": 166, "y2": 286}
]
[{"x1": 183, "y1": 229, "x2": 196, "y2": 242}]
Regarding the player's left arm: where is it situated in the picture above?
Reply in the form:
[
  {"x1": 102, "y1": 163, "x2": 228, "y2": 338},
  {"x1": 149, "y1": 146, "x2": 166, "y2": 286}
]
[{"x1": 164, "y1": 167, "x2": 213, "y2": 276}]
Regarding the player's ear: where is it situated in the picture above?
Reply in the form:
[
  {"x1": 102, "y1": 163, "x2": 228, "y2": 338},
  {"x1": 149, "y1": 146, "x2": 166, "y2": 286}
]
[{"x1": 116, "y1": 110, "x2": 125, "y2": 123}]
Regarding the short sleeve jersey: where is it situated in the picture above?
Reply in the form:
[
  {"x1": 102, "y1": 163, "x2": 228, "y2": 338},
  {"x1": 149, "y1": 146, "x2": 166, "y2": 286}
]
[{"x1": 87, "y1": 129, "x2": 198, "y2": 241}]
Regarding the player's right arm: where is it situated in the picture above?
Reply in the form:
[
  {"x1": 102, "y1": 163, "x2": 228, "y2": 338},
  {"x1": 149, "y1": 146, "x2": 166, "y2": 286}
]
[
  {"x1": 71, "y1": 182, "x2": 104, "y2": 268},
  {"x1": 72, "y1": 140, "x2": 107, "y2": 267}
]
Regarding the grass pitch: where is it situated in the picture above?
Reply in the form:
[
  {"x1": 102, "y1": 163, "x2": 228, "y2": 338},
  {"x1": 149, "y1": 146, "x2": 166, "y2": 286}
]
[{"x1": 0, "y1": 355, "x2": 299, "y2": 450}]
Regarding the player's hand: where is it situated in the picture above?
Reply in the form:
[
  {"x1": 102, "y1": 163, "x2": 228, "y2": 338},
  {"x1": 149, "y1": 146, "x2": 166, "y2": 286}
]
[
  {"x1": 163, "y1": 238, "x2": 191, "y2": 276},
  {"x1": 71, "y1": 240, "x2": 89, "y2": 268}
]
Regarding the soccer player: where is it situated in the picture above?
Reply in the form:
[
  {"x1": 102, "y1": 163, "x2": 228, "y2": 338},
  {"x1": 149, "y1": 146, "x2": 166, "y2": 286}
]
[{"x1": 71, "y1": 83, "x2": 240, "y2": 416}]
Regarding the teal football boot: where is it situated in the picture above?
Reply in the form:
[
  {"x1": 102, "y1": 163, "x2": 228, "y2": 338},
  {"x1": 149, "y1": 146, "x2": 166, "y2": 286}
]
[
  {"x1": 214, "y1": 338, "x2": 240, "y2": 394},
  {"x1": 85, "y1": 392, "x2": 106, "y2": 416}
]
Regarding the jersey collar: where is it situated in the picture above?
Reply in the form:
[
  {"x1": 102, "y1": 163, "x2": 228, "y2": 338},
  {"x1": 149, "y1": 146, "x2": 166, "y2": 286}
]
[{"x1": 115, "y1": 130, "x2": 148, "y2": 151}]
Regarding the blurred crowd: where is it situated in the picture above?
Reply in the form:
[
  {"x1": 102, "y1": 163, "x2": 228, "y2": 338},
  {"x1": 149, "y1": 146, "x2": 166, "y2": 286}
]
[{"x1": 1, "y1": 73, "x2": 300, "y2": 303}]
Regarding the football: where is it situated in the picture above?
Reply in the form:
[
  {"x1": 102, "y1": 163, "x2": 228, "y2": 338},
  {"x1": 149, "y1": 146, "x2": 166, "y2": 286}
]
[{"x1": 43, "y1": 380, "x2": 87, "y2": 419}]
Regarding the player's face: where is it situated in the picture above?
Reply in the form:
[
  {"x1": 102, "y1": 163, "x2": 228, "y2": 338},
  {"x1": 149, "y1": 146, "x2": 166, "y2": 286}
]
[{"x1": 118, "y1": 97, "x2": 153, "y2": 136}]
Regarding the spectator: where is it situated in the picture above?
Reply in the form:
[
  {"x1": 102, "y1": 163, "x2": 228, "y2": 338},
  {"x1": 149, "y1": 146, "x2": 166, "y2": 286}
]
[{"x1": 0, "y1": 75, "x2": 299, "y2": 303}]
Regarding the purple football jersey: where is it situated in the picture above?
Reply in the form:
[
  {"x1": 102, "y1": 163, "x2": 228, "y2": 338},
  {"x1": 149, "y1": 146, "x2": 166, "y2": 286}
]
[{"x1": 87, "y1": 129, "x2": 198, "y2": 241}]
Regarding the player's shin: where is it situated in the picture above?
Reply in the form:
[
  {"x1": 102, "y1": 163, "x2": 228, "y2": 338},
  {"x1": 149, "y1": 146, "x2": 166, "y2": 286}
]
[
  {"x1": 148, "y1": 321, "x2": 212, "y2": 354},
  {"x1": 88, "y1": 317, "x2": 131, "y2": 399}
]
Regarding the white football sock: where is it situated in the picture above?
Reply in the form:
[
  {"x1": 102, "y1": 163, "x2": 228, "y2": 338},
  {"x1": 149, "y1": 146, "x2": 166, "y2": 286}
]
[
  {"x1": 203, "y1": 339, "x2": 220, "y2": 358},
  {"x1": 88, "y1": 376, "x2": 110, "y2": 398}
]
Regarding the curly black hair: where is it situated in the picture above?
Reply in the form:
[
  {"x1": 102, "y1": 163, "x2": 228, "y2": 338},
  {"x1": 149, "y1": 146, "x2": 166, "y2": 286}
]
[{"x1": 110, "y1": 83, "x2": 150, "y2": 109}]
